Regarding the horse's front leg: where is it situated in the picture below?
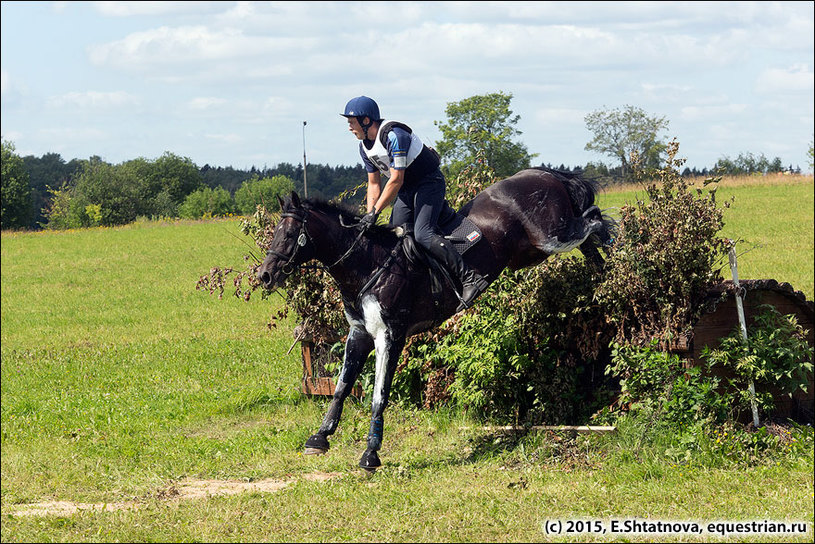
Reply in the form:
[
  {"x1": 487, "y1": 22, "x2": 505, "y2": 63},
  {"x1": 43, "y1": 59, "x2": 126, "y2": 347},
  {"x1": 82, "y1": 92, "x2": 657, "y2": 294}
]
[
  {"x1": 304, "y1": 325, "x2": 373, "y2": 454},
  {"x1": 359, "y1": 322, "x2": 407, "y2": 471}
]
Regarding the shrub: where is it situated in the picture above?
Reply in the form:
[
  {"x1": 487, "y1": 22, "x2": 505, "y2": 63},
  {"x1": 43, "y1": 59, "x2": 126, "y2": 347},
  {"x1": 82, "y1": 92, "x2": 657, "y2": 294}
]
[
  {"x1": 1, "y1": 139, "x2": 33, "y2": 229},
  {"x1": 396, "y1": 262, "x2": 612, "y2": 424},
  {"x1": 234, "y1": 174, "x2": 295, "y2": 215},
  {"x1": 178, "y1": 186, "x2": 235, "y2": 219},
  {"x1": 605, "y1": 341, "x2": 732, "y2": 428},
  {"x1": 595, "y1": 139, "x2": 734, "y2": 348},
  {"x1": 42, "y1": 183, "x2": 99, "y2": 229}
]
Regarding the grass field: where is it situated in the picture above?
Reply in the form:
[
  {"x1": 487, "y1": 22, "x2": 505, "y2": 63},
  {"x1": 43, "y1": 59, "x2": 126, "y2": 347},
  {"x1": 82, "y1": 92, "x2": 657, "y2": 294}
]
[{"x1": 1, "y1": 176, "x2": 813, "y2": 542}]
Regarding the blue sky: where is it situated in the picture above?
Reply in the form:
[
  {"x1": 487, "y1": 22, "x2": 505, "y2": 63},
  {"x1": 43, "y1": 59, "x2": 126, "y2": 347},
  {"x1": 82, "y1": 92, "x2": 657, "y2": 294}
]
[{"x1": 2, "y1": 1, "x2": 813, "y2": 172}]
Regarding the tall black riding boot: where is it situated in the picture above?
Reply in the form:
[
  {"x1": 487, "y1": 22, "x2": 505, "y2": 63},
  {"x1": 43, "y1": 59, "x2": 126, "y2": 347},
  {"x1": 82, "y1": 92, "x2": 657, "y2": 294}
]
[{"x1": 426, "y1": 235, "x2": 489, "y2": 311}]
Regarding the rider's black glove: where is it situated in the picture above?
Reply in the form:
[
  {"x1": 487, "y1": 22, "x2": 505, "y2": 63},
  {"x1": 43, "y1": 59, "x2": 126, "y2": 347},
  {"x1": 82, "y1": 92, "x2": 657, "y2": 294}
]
[{"x1": 358, "y1": 208, "x2": 379, "y2": 233}]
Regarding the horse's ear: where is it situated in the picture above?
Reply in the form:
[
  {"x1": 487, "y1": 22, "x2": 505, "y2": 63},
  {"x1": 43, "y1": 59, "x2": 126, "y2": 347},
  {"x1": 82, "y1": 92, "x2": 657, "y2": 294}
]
[
  {"x1": 290, "y1": 191, "x2": 302, "y2": 209},
  {"x1": 277, "y1": 194, "x2": 286, "y2": 211}
]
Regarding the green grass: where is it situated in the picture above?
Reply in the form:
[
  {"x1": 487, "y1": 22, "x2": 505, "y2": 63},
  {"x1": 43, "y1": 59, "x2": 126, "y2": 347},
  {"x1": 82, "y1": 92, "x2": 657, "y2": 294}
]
[{"x1": 1, "y1": 185, "x2": 813, "y2": 542}]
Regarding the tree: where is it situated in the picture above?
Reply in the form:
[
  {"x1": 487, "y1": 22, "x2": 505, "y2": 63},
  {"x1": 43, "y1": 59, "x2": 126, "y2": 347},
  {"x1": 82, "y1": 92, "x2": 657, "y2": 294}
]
[
  {"x1": 71, "y1": 157, "x2": 142, "y2": 226},
  {"x1": 145, "y1": 152, "x2": 202, "y2": 215},
  {"x1": 22, "y1": 152, "x2": 81, "y2": 228},
  {"x1": 1, "y1": 139, "x2": 33, "y2": 229},
  {"x1": 584, "y1": 105, "x2": 669, "y2": 182},
  {"x1": 713, "y1": 152, "x2": 786, "y2": 175},
  {"x1": 434, "y1": 91, "x2": 536, "y2": 180},
  {"x1": 234, "y1": 174, "x2": 295, "y2": 215}
]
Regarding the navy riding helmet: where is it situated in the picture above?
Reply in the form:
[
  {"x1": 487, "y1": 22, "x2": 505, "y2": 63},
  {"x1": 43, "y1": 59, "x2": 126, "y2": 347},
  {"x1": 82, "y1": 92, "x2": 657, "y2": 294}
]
[{"x1": 341, "y1": 96, "x2": 382, "y2": 133}]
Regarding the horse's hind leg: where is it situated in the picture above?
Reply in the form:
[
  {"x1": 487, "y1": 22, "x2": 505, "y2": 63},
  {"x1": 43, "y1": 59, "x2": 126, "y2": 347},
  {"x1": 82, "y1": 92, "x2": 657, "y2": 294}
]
[{"x1": 304, "y1": 326, "x2": 373, "y2": 454}]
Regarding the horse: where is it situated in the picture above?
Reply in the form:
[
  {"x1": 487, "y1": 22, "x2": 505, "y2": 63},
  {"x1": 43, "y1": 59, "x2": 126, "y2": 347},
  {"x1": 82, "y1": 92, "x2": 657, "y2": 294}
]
[{"x1": 257, "y1": 167, "x2": 614, "y2": 470}]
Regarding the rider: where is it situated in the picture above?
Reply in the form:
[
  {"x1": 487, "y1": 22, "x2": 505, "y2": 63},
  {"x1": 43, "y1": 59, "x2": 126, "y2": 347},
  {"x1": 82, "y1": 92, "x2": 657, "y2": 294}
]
[{"x1": 341, "y1": 95, "x2": 488, "y2": 311}]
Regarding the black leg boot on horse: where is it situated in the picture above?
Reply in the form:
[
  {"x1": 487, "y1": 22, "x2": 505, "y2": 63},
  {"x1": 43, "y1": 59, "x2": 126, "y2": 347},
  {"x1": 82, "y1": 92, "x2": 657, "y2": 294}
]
[{"x1": 426, "y1": 235, "x2": 489, "y2": 311}]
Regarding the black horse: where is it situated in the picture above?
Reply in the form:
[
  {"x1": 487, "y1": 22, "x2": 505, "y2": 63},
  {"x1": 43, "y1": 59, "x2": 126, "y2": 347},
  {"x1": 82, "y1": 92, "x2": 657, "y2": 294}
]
[{"x1": 257, "y1": 167, "x2": 614, "y2": 470}]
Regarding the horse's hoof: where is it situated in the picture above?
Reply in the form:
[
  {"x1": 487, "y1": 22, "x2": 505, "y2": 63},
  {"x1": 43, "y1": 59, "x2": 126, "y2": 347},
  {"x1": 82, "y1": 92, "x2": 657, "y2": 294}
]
[
  {"x1": 304, "y1": 433, "x2": 329, "y2": 455},
  {"x1": 359, "y1": 449, "x2": 381, "y2": 471}
]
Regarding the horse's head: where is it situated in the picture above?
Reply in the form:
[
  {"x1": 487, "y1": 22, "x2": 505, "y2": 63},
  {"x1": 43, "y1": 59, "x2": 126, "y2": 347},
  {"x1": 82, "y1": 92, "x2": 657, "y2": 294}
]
[{"x1": 257, "y1": 191, "x2": 316, "y2": 290}]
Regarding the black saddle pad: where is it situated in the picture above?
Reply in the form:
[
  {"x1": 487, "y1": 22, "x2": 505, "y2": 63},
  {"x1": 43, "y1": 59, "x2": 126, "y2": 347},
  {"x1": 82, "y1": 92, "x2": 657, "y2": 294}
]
[{"x1": 438, "y1": 212, "x2": 483, "y2": 255}]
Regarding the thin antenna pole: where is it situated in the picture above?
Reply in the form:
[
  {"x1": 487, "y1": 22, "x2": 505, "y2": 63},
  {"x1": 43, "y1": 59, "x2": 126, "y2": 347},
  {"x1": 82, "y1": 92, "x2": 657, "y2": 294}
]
[
  {"x1": 729, "y1": 243, "x2": 760, "y2": 428},
  {"x1": 302, "y1": 121, "x2": 308, "y2": 198}
]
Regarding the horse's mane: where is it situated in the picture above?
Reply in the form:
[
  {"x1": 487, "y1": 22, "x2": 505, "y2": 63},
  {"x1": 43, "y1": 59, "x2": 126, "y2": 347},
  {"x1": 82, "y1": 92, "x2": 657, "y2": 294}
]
[
  {"x1": 300, "y1": 197, "x2": 399, "y2": 245},
  {"x1": 302, "y1": 197, "x2": 360, "y2": 223}
]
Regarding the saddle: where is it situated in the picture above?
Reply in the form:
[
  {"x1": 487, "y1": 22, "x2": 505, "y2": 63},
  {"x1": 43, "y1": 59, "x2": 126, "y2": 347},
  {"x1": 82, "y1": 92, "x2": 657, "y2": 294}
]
[{"x1": 397, "y1": 208, "x2": 483, "y2": 311}]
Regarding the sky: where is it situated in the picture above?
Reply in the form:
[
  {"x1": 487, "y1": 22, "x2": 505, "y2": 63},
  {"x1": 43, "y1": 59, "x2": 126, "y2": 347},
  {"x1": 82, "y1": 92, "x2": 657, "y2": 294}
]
[{"x1": 2, "y1": 1, "x2": 813, "y2": 173}]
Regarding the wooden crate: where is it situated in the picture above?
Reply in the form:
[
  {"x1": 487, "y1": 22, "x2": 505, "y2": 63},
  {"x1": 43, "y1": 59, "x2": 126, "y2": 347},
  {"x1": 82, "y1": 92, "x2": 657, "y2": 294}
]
[{"x1": 300, "y1": 340, "x2": 363, "y2": 398}]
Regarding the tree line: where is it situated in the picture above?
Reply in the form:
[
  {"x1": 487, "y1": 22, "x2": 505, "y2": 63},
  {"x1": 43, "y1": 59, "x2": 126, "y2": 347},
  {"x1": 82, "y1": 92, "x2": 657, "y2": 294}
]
[
  {"x1": 1, "y1": 145, "x2": 368, "y2": 230},
  {"x1": 2, "y1": 93, "x2": 806, "y2": 231}
]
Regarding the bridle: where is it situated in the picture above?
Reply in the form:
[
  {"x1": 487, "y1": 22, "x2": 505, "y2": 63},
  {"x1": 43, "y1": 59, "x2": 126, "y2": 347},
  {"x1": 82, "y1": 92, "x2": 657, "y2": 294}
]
[
  {"x1": 265, "y1": 210, "x2": 314, "y2": 276},
  {"x1": 265, "y1": 205, "x2": 405, "y2": 312},
  {"x1": 265, "y1": 207, "x2": 368, "y2": 275}
]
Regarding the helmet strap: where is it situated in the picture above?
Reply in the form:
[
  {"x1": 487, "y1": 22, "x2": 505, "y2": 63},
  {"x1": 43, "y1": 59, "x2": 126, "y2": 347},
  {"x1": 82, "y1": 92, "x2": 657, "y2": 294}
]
[{"x1": 359, "y1": 116, "x2": 373, "y2": 140}]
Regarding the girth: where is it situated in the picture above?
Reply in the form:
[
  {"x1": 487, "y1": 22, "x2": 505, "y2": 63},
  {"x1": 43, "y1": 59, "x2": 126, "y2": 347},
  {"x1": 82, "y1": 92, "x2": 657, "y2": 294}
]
[{"x1": 346, "y1": 237, "x2": 405, "y2": 317}]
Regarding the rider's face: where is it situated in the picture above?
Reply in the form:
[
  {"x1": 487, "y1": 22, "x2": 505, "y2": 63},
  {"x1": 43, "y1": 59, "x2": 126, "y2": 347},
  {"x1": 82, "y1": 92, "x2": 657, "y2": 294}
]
[{"x1": 347, "y1": 116, "x2": 368, "y2": 140}]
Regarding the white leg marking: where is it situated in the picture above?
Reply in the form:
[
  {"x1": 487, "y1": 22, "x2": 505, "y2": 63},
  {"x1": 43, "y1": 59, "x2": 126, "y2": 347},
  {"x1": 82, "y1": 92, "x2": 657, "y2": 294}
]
[
  {"x1": 361, "y1": 296, "x2": 390, "y2": 409},
  {"x1": 344, "y1": 310, "x2": 365, "y2": 330}
]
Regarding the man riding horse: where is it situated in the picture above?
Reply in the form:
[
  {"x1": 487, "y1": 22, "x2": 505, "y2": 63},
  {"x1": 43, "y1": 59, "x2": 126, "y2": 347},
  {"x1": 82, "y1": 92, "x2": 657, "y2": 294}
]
[
  {"x1": 257, "y1": 98, "x2": 614, "y2": 470},
  {"x1": 341, "y1": 95, "x2": 489, "y2": 310}
]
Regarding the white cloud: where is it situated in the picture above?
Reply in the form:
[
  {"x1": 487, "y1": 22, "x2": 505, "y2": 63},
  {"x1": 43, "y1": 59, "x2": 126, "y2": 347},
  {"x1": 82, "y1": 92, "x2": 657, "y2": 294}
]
[
  {"x1": 2, "y1": 130, "x2": 24, "y2": 142},
  {"x1": 680, "y1": 103, "x2": 748, "y2": 121},
  {"x1": 533, "y1": 107, "x2": 586, "y2": 127},
  {"x1": 87, "y1": 24, "x2": 319, "y2": 83},
  {"x1": 91, "y1": 1, "x2": 223, "y2": 17},
  {"x1": 46, "y1": 91, "x2": 139, "y2": 109},
  {"x1": 755, "y1": 64, "x2": 814, "y2": 95},
  {"x1": 40, "y1": 126, "x2": 108, "y2": 141},
  {"x1": 639, "y1": 82, "x2": 695, "y2": 103},
  {"x1": 203, "y1": 132, "x2": 243, "y2": 144},
  {"x1": 188, "y1": 96, "x2": 227, "y2": 110},
  {"x1": 0, "y1": 69, "x2": 29, "y2": 100}
]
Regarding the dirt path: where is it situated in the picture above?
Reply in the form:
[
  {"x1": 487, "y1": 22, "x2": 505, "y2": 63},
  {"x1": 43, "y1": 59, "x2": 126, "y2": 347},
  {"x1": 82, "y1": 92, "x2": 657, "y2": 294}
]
[{"x1": 7, "y1": 471, "x2": 343, "y2": 517}]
